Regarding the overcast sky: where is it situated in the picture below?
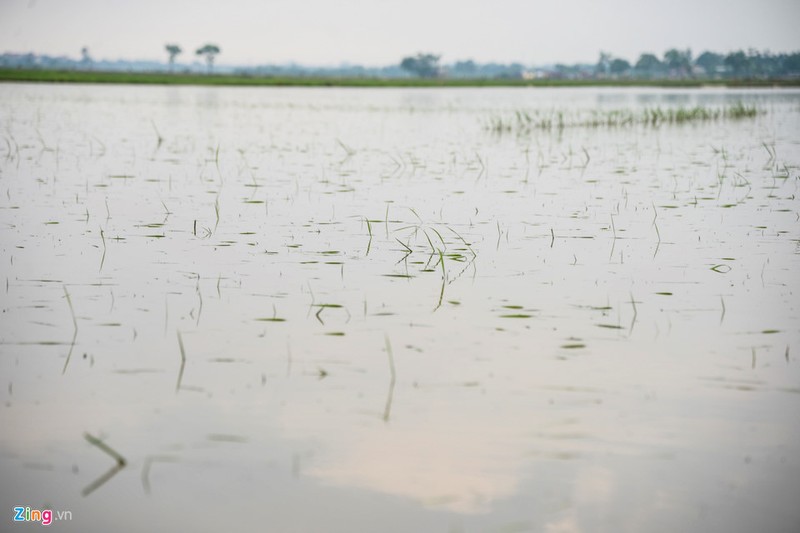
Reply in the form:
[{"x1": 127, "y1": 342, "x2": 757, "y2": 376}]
[{"x1": 1, "y1": 0, "x2": 798, "y2": 66}]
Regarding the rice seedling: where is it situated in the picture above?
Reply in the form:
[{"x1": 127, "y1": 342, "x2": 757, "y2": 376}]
[
  {"x1": 433, "y1": 249, "x2": 447, "y2": 311},
  {"x1": 383, "y1": 335, "x2": 396, "y2": 422},
  {"x1": 82, "y1": 433, "x2": 126, "y2": 497},
  {"x1": 99, "y1": 227, "x2": 107, "y2": 271},
  {"x1": 151, "y1": 120, "x2": 164, "y2": 148},
  {"x1": 581, "y1": 146, "x2": 590, "y2": 168},
  {"x1": 61, "y1": 286, "x2": 78, "y2": 374},
  {"x1": 336, "y1": 138, "x2": 355, "y2": 157},
  {"x1": 214, "y1": 195, "x2": 220, "y2": 231},
  {"x1": 84, "y1": 433, "x2": 126, "y2": 467},
  {"x1": 396, "y1": 238, "x2": 412, "y2": 255},
  {"x1": 313, "y1": 303, "x2": 347, "y2": 325},
  {"x1": 176, "y1": 331, "x2": 186, "y2": 392},
  {"x1": 141, "y1": 455, "x2": 178, "y2": 495},
  {"x1": 364, "y1": 216, "x2": 373, "y2": 255}
]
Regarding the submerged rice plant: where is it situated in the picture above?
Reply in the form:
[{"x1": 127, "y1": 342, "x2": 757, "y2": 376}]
[{"x1": 485, "y1": 102, "x2": 759, "y2": 134}]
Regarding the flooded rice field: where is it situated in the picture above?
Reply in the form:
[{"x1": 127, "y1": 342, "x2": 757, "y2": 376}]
[{"x1": 1, "y1": 84, "x2": 799, "y2": 532}]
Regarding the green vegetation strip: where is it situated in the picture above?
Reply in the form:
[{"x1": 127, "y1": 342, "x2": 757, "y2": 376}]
[
  {"x1": 486, "y1": 102, "x2": 760, "y2": 132},
  {"x1": 1, "y1": 69, "x2": 799, "y2": 88}
]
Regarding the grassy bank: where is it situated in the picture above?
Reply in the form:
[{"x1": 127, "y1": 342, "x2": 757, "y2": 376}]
[{"x1": 1, "y1": 68, "x2": 799, "y2": 88}]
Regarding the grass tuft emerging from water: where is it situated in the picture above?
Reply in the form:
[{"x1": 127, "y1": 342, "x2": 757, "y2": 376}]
[{"x1": 486, "y1": 103, "x2": 760, "y2": 134}]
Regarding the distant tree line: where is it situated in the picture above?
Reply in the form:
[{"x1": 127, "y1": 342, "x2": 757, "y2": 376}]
[
  {"x1": 399, "y1": 49, "x2": 800, "y2": 80},
  {"x1": 2, "y1": 46, "x2": 798, "y2": 80},
  {"x1": 0, "y1": 43, "x2": 222, "y2": 74},
  {"x1": 591, "y1": 48, "x2": 800, "y2": 79}
]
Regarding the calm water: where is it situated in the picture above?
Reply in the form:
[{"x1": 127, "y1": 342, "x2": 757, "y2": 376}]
[{"x1": 0, "y1": 83, "x2": 799, "y2": 532}]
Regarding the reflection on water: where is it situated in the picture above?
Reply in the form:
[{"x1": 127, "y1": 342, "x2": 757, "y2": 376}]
[{"x1": 0, "y1": 83, "x2": 799, "y2": 532}]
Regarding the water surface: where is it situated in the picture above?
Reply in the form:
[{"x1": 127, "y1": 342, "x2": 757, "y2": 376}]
[{"x1": 1, "y1": 84, "x2": 799, "y2": 532}]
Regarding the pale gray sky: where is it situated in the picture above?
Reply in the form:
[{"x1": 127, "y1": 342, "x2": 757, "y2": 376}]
[{"x1": 1, "y1": 0, "x2": 798, "y2": 66}]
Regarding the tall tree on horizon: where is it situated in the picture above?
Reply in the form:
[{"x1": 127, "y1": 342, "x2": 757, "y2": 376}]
[
  {"x1": 609, "y1": 58, "x2": 631, "y2": 76},
  {"x1": 165, "y1": 44, "x2": 182, "y2": 72},
  {"x1": 196, "y1": 44, "x2": 221, "y2": 74},
  {"x1": 695, "y1": 51, "x2": 723, "y2": 76},
  {"x1": 596, "y1": 51, "x2": 612, "y2": 77},
  {"x1": 400, "y1": 53, "x2": 441, "y2": 78},
  {"x1": 664, "y1": 48, "x2": 692, "y2": 76},
  {"x1": 634, "y1": 53, "x2": 664, "y2": 78}
]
